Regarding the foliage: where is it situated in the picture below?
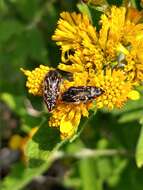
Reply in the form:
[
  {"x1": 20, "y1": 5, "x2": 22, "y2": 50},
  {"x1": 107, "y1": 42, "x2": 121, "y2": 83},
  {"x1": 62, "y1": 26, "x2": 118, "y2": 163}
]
[{"x1": 0, "y1": 0, "x2": 143, "y2": 190}]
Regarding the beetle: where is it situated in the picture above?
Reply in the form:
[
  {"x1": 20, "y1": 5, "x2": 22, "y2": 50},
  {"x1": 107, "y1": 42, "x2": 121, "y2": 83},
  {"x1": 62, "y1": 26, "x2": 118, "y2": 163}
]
[
  {"x1": 61, "y1": 86, "x2": 104, "y2": 104},
  {"x1": 43, "y1": 70, "x2": 62, "y2": 112}
]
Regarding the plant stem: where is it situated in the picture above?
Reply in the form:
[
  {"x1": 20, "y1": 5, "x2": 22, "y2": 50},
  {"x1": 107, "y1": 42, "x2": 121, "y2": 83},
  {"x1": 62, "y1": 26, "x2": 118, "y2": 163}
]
[{"x1": 53, "y1": 148, "x2": 134, "y2": 160}]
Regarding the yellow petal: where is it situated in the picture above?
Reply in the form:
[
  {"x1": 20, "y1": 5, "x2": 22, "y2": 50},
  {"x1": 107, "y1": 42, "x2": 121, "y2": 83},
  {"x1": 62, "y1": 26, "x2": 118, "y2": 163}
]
[
  {"x1": 60, "y1": 116, "x2": 73, "y2": 133},
  {"x1": 60, "y1": 115, "x2": 78, "y2": 139},
  {"x1": 128, "y1": 90, "x2": 140, "y2": 100}
]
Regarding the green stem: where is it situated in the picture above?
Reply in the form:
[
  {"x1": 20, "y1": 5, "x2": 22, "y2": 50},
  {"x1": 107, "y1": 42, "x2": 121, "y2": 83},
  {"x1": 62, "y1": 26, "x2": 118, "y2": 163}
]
[{"x1": 54, "y1": 148, "x2": 133, "y2": 159}]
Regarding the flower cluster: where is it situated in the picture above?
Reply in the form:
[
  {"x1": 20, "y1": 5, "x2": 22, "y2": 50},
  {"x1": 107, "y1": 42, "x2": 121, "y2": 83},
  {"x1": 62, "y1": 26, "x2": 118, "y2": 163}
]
[{"x1": 22, "y1": 6, "x2": 142, "y2": 139}]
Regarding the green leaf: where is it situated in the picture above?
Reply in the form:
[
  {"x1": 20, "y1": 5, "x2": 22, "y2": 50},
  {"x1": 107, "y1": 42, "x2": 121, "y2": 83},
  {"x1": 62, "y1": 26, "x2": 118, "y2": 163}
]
[
  {"x1": 26, "y1": 120, "x2": 62, "y2": 163},
  {"x1": 136, "y1": 125, "x2": 143, "y2": 168},
  {"x1": 22, "y1": 114, "x2": 42, "y2": 128}
]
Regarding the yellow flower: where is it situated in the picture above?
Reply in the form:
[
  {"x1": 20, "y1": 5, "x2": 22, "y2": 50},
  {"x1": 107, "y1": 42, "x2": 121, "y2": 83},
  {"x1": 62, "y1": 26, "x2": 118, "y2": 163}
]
[
  {"x1": 116, "y1": 43, "x2": 143, "y2": 83},
  {"x1": 99, "y1": 6, "x2": 126, "y2": 59},
  {"x1": 88, "y1": 69, "x2": 133, "y2": 109},
  {"x1": 53, "y1": 12, "x2": 105, "y2": 72},
  {"x1": 22, "y1": 7, "x2": 142, "y2": 139},
  {"x1": 52, "y1": 12, "x2": 97, "y2": 61},
  {"x1": 99, "y1": 6, "x2": 143, "y2": 54},
  {"x1": 54, "y1": 8, "x2": 143, "y2": 85},
  {"x1": 99, "y1": 6, "x2": 143, "y2": 84},
  {"x1": 58, "y1": 48, "x2": 104, "y2": 77},
  {"x1": 21, "y1": 65, "x2": 51, "y2": 96}
]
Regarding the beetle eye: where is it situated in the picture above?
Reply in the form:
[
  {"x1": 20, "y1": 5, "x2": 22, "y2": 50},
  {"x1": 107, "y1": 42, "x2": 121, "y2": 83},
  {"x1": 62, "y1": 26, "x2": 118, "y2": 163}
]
[{"x1": 95, "y1": 88, "x2": 103, "y2": 95}]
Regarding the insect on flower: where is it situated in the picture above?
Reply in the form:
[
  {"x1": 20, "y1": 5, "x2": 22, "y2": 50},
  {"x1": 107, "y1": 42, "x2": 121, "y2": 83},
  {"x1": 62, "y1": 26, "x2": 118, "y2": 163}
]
[
  {"x1": 61, "y1": 86, "x2": 104, "y2": 104},
  {"x1": 43, "y1": 70, "x2": 62, "y2": 112}
]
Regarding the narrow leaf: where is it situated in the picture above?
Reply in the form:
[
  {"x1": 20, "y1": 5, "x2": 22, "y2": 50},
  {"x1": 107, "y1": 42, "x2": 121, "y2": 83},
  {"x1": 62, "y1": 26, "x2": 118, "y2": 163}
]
[{"x1": 136, "y1": 125, "x2": 143, "y2": 168}]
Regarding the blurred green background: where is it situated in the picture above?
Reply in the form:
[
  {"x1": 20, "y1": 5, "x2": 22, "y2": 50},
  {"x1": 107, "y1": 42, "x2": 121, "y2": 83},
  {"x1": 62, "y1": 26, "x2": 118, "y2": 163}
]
[{"x1": 1, "y1": 0, "x2": 143, "y2": 190}]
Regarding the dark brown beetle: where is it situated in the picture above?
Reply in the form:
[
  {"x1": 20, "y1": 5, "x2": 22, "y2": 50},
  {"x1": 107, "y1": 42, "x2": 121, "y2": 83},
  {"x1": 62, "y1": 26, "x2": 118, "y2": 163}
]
[
  {"x1": 61, "y1": 86, "x2": 104, "y2": 104},
  {"x1": 43, "y1": 70, "x2": 62, "y2": 112}
]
